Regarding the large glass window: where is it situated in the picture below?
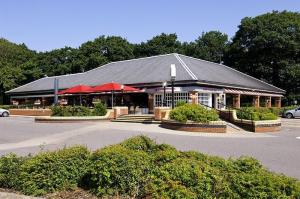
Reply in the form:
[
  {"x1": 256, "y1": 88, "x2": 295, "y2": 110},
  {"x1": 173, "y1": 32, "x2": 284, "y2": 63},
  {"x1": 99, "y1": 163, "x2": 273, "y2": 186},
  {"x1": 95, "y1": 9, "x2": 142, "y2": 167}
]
[
  {"x1": 198, "y1": 93, "x2": 211, "y2": 107},
  {"x1": 154, "y1": 92, "x2": 190, "y2": 107}
]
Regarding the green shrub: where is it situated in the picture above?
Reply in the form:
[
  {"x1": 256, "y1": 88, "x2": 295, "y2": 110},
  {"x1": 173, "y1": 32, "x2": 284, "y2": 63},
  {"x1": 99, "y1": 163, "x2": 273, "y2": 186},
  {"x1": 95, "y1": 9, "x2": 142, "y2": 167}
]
[
  {"x1": 19, "y1": 146, "x2": 90, "y2": 196},
  {"x1": 50, "y1": 105, "x2": 93, "y2": 116},
  {"x1": 0, "y1": 136, "x2": 299, "y2": 198},
  {"x1": 92, "y1": 102, "x2": 107, "y2": 116},
  {"x1": 0, "y1": 153, "x2": 25, "y2": 189},
  {"x1": 0, "y1": 105, "x2": 11, "y2": 109},
  {"x1": 175, "y1": 100, "x2": 187, "y2": 107},
  {"x1": 237, "y1": 107, "x2": 278, "y2": 121},
  {"x1": 170, "y1": 104, "x2": 219, "y2": 123},
  {"x1": 87, "y1": 145, "x2": 152, "y2": 197}
]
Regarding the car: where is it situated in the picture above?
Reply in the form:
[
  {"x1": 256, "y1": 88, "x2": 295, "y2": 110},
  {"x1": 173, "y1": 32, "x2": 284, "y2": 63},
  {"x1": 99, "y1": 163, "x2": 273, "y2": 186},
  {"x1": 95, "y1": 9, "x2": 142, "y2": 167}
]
[
  {"x1": 284, "y1": 107, "x2": 300, "y2": 119},
  {"x1": 0, "y1": 108, "x2": 10, "y2": 117}
]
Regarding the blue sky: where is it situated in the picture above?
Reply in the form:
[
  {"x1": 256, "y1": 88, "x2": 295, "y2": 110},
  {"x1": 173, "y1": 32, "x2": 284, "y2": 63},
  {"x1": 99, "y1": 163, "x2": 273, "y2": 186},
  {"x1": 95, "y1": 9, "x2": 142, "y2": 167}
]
[{"x1": 1, "y1": 0, "x2": 299, "y2": 52}]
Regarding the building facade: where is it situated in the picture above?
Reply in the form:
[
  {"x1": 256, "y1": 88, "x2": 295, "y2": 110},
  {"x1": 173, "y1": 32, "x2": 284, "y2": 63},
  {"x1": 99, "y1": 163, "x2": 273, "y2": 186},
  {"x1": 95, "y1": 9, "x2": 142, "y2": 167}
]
[{"x1": 6, "y1": 54, "x2": 285, "y2": 113}]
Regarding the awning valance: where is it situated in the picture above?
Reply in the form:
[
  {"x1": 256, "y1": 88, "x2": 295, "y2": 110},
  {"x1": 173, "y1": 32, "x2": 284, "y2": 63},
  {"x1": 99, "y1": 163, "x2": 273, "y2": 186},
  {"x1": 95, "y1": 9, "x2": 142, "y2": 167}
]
[{"x1": 224, "y1": 88, "x2": 283, "y2": 97}]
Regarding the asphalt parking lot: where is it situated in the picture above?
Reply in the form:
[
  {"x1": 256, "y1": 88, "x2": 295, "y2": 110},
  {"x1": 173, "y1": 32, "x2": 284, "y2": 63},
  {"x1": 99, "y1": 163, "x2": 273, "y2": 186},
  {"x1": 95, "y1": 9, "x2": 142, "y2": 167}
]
[{"x1": 0, "y1": 116, "x2": 300, "y2": 179}]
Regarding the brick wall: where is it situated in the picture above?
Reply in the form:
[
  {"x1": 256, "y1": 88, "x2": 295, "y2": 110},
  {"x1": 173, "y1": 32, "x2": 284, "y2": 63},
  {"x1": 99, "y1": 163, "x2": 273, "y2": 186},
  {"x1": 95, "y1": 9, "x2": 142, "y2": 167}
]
[{"x1": 9, "y1": 109, "x2": 52, "y2": 116}]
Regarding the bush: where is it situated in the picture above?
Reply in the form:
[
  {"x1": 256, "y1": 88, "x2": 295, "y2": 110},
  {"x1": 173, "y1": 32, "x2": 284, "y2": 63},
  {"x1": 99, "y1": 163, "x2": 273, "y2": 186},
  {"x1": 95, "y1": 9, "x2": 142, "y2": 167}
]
[
  {"x1": 170, "y1": 104, "x2": 219, "y2": 123},
  {"x1": 87, "y1": 145, "x2": 152, "y2": 197},
  {"x1": 50, "y1": 105, "x2": 93, "y2": 117},
  {"x1": 0, "y1": 136, "x2": 299, "y2": 198},
  {"x1": 175, "y1": 100, "x2": 187, "y2": 107},
  {"x1": 0, "y1": 154, "x2": 25, "y2": 189},
  {"x1": 93, "y1": 102, "x2": 107, "y2": 116},
  {"x1": 236, "y1": 107, "x2": 278, "y2": 121},
  {"x1": 19, "y1": 146, "x2": 90, "y2": 196}
]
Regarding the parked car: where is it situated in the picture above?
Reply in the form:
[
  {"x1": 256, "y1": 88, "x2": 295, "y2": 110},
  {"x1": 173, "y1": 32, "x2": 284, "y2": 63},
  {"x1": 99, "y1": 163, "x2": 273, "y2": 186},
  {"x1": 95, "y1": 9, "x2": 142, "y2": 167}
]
[
  {"x1": 0, "y1": 108, "x2": 10, "y2": 117},
  {"x1": 284, "y1": 107, "x2": 300, "y2": 119}
]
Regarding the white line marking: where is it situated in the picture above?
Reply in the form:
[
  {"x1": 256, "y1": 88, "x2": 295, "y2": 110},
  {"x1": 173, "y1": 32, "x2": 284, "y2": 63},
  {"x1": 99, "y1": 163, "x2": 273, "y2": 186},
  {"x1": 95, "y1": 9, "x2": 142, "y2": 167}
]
[{"x1": 296, "y1": 137, "x2": 300, "y2": 139}]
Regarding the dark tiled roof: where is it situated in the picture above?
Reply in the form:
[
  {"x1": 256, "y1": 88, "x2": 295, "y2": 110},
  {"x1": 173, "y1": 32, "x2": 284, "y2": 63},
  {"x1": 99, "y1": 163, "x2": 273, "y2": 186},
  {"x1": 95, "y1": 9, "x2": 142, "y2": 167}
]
[{"x1": 7, "y1": 53, "x2": 285, "y2": 94}]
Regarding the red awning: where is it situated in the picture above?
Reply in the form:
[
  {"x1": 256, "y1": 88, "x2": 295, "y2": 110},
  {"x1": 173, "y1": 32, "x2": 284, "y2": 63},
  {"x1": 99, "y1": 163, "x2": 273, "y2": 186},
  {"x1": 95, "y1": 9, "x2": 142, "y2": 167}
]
[
  {"x1": 92, "y1": 82, "x2": 140, "y2": 92},
  {"x1": 58, "y1": 84, "x2": 94, "y2": 95}
]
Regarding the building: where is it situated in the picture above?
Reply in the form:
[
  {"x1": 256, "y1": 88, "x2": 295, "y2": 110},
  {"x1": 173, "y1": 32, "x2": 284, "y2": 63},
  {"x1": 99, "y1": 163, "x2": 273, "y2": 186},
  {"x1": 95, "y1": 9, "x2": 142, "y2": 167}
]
[{"x1": 6, "y1": 53, "x2": 284, "y2": 113}]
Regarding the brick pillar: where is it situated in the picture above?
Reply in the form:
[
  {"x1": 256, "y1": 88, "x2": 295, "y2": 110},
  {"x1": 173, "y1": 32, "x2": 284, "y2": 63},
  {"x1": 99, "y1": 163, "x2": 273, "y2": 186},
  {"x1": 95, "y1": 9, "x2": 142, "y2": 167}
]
[
  {"x1": 189, "y1": 91, "x2": 198, "y2": 104},
  {"x1": 233, "y1": 94, "x2": 240, "y2": 108},
  {"x1": 253, "y1": 95, "x2": 260, "y2": 108},
  {"x1": 265, "y1": 96, "x2": 271, "y2": 108},
  {"x1": 148, "y1": 94, "x2": 154, "y2": 114},
  {"x1": 274, "y1": 97, "x2": 281, "y2": 108}
]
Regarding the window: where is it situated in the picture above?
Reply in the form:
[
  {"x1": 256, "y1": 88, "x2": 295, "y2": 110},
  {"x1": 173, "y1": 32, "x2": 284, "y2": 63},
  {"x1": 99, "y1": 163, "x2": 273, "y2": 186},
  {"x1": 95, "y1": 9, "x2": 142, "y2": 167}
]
[
  {"x1": 198, "y1": 93, "x2": 211, "y2": 107},
  {"x1": 154, "y1": 92, "x2": 190, "y2": 107}
]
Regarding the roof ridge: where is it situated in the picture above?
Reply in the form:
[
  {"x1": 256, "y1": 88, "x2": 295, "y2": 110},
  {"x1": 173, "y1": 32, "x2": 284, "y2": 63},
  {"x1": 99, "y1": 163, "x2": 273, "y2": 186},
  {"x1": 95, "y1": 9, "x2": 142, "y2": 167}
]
[
  {"x1": 177, "y1": 54, "x2": 285, "y2": 93},
  {"x1": 174, "y1": 53, "x2": 198, "y2": 80},
  {"x1": 85, "y1": 53, "x2": 176, "y2": 73}
]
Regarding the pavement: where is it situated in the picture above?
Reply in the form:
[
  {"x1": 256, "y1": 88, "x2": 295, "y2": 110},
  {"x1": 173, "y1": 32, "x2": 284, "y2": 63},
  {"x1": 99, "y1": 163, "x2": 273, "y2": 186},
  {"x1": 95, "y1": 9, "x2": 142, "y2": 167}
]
[{"x1": 0, "y1": 116, "x2": 299, "y2": 179}]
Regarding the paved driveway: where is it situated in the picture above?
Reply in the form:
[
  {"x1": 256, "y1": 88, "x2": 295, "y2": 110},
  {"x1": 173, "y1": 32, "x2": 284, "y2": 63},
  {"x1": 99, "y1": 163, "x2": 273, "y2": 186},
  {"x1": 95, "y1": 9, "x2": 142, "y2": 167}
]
[{"x1": 0, "y1": 116, "x2": 299, "y2": 179}]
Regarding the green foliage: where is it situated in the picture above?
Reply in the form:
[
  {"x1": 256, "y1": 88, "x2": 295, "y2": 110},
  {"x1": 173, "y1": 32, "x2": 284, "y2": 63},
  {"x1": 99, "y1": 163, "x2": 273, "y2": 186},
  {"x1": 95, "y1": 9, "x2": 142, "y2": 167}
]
[
  {"x1": 175, "y1": 100, "x2": 187, "y2": 107},
  {"x1": 170, "y1": 104, "x2": 219, "y2": 123},
  {"x1": 50, "y1": 105, "x2": 107, "y2": 117},
  {"x1": 20, "y1": 146, "x2": 90, "y2": 196},
  {"x1": 0, "y1": 136, "x2": 299, "y2": 198},
  {"x1": 184, "y1": 31, "x2": 229, "y2": 63},
  {"x1": 92, "y1": 101, "x2": 107, "y2": 116},
  {"x1": 87, "y1": 145, "x2": 152, "y2": 197},
  {"x1": 0, "y1": 154, "x2": 25, "y2": 189},
  {"x1": 237, "y1": 107, "x2": 278, "y2": 121},
  {"x1": 225, "y1": 11, "x2": 300, "y2": 96}
]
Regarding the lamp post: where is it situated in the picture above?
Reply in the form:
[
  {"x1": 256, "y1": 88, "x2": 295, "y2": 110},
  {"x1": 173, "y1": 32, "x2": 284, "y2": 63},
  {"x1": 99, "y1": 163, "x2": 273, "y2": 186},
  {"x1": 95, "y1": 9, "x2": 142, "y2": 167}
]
[
  {"x1": 54, "y1": 78, "x2": 59, "y2": 105},
  {"x1": 170, "y1": 64, "x2": 176, "y2": 109},
  {"x1": 121, "y1": 84, "x2": 124, "y2": 106},
  {"x1": 162, "y1": 81, "x2": 167, "y2": 107}
]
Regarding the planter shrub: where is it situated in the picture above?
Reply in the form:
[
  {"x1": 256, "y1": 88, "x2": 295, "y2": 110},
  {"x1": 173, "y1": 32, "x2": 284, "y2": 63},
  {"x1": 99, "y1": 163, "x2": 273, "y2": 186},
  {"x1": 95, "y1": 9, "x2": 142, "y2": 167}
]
[
  {"x1": 169, "y1": 104, "x2": 219, "y2": 123},
  {"x1": 19, "y1": 146, "x2": 90, "y2": 196},
  {"x1": 51, "y1": 105, "x2": 107, "y2": 117},
  {"x1": 237, "y1": 107, "x2": 278, "y2": 121},
  {"x1": 93, "y1": 102, "x2": 107, "y2": 116}
]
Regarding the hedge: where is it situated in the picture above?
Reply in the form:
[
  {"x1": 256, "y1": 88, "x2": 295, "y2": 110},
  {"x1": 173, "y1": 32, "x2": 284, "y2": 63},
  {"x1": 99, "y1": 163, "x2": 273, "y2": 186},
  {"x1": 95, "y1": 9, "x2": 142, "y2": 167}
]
[
  {"x1": 236, "y1": 107, "x2": 278, "y2": 121},
  {"x1": 50, "y1": 102, "x2": 107, "y2": 117},
  {"x1": 0, "y1": 136, "x2": 299, "y2": 198},
  {"x1": 170, "y1": 104, "x2": 219, "y2": 123}
]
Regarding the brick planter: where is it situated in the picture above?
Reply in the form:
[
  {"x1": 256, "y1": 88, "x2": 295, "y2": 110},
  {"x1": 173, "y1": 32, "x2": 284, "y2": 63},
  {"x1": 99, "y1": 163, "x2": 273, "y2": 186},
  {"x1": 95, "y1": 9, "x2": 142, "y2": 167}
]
[
  {"x1": 9, "y1": 108, "x2": 52, "y2": 116},
  {"x1": 161, "y1": 120, "x2": 227, "y2": 133},
  {"x1": 219, "y1": 110, "x2": 281, "y2": 132}
]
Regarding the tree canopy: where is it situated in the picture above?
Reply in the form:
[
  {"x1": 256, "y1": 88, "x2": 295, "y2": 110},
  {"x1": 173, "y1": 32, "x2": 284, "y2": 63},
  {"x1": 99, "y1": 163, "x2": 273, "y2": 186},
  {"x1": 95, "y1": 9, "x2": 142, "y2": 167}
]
[{"x1": 225, "y1": 11, "x2": 300, "y2": 96}]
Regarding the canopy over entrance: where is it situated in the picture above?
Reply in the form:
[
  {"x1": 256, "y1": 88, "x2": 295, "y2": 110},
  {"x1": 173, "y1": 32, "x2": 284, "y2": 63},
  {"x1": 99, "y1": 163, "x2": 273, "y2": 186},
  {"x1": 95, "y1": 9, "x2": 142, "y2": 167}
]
[
  {"x1": 58, "y1": 84, "x2": 94, "y2": 95},
  {"x1": 92, "y1": 82, "x2": 140, "y2": 92}
]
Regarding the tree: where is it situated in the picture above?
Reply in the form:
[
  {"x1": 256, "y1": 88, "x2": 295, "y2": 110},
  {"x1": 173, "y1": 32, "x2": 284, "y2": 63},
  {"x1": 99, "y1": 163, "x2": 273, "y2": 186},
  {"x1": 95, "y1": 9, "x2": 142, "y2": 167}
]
[
  {"x1": 184, "y1": 31, "x2": 229, "y2": 63},
  {"x1": 79, "y1": 36, "x2": 134, "y2": 71},
  {"x1": 134, "y1": 33, "x2": 182, "y2": 57},
  {"x1": 0, "y1": 38, "x2": 38, "y2": 103},
  {"x1": 225, "y1": 11, "x2": 300, "y2": 95}
]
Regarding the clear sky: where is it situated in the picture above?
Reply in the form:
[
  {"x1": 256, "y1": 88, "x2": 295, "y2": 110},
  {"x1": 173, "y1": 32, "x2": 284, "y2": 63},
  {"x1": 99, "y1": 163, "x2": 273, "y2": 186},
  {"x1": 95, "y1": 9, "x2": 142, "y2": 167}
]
[{"x1": 1, "y1": 0, "x2": 299, "y2": 52}]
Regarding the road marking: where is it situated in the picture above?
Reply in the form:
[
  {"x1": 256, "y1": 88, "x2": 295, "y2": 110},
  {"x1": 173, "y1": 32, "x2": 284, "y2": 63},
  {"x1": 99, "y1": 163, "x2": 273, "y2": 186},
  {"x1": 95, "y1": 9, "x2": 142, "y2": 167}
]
[{"x1": 296, "y1": 137, "x2": 300, "y2": 140}]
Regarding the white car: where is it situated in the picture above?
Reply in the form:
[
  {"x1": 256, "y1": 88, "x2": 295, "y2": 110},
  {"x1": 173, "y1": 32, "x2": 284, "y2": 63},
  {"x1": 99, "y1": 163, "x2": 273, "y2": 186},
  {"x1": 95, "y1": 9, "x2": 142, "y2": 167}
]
[
  {"x1": 0, "y1": 108, "x2": 10, "y2": 117},
  {"x1": 284, "y1": 107, "x2": 300, "y2": 119}
]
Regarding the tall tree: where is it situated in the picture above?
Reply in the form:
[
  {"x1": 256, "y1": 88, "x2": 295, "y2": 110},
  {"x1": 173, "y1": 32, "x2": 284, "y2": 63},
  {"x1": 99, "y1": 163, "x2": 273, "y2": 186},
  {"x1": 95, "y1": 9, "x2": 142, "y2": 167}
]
[
  {"x1": 184, "y1": 31, "x2": 229, "y2": 63},
  {"x1": 225, "y1": 11, "x2": 300, "y2": 95},
  {"x1": 134, "y1": 33, "x2": 182, "y2": 57},
  {"x1": 0, "y1": 38, "x2": 39, "y2": 103},
  {"x1": 79, "y1": 36, "x2": 134, "y2": 71}
]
